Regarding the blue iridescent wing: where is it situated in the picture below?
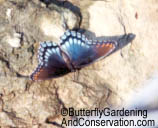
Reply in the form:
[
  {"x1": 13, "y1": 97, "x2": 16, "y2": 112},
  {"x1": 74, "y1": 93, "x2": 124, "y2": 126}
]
[
  {"x1": 60, "y1": 30, "x2": 117, "y2": 69},
  {"x1": 30, "y1": 41, "x2": 71, "y2": 81}
]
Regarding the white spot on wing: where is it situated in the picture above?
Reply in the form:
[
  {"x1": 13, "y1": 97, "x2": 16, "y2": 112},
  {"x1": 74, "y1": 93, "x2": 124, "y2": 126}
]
[
  {"x1": 69, "y1": 38, "x2": 73, "y2": 45},
  {"x1": 65, "y1": 31, "x2": 71, "y2": 36},
  {"x1": 41, "y1": 43, "x2": 47, "y2": 48},
  {"x1": 74, "y1": 38, "x2": 77, "y2": 44},
  {"x1": 67, "y1": 41, "x2": 71, "y2": 48},
  {"x1": 81, "y1": 42, "x2": 84, "y2": 47},
  {"x1": 61, "y1": 34, "x2": 67, "y2": 40},
  {"x1": 71, "y1": 31, "x2": 76, "y2": 37},
  {"x1": 46, "y1": 41, "x2": 52, "y2": 47},
  {"x1": 56, "y1": 47, "x2": 60, "y2": 55},
  {"x1": 39, "y1": 56, "x2": 43, "y2": 60},
  {"x1": 77, "y1": 32, "x2": 81, "y2": 38},
  {"x1": 40, "y1": 47, "x2": 44, "y2": 52},
  {"x1": 38, "y1": 51, "x2": 43, "y2": 56},
  {"x1": 51, "y1": 48, "x2": 56, "y2": 53},
  {"x1": 82, "y1": 35, "x2": 86, "y2": 41},
  {"x1": 45, "y1": 55, "x2": 49, "y2": 59},
  {"x1": 47, "y1": 49, "x2": 52, "y2": 54},
  {"x1": 87, "y1": 40, "x2": 93, "y2": 45},
  {"x1": 45, "y1": 51, "x2": 50, "y2": 57},
  {"x1": 40, "y1": 61, "x2": 44, "y2": 66},
  {"x1": 78, "y1": 40, "x2": 81, "y2": 46},
  {"x1": 62, "y1": 44, "x2": 67, "y2": 50}
]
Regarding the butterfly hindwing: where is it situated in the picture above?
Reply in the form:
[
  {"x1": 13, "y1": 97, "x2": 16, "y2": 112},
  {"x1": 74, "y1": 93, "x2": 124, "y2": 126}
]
[
  {"x1": 31, "y1": 41, "x2": 71, "y2": 81},
  {"x1": 60, "y1": 30, "x2": 117, "y2": 68}
]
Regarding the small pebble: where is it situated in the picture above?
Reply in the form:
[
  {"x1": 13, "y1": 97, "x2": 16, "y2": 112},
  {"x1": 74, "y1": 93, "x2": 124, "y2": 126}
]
[{"x1": 6, "y1": 8, "x2": 12, "y2": 20}]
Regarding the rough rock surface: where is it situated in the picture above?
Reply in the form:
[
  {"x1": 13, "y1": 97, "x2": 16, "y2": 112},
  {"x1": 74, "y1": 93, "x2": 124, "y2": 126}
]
[{"x1": 0, "y1": 0, "x2": 158, "y2": 127}]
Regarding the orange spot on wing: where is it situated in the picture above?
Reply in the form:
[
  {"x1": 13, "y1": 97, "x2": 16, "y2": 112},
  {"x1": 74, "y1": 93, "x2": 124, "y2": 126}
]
[
  {"x1": 102, "y1": 44, "x2": 105, "y2": 47},
  {"x1": 105, "y1": 43, "x2": 110, "y2": 47},
  {"x1": 33, "y1": 69, "x2": 43, "y2": 80},
  {"x1": 109, "y1": 44, "x2": 113, "y2": 48}
]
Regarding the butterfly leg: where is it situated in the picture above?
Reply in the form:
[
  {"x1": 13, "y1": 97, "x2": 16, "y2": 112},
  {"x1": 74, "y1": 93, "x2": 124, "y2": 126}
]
[{"x1": 73, "y1": 70, "x2": 80, "y2": 82}]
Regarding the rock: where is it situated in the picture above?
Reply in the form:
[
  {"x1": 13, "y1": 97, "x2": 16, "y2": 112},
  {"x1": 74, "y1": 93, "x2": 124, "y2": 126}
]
[
  {"x1": 36, "y1": 3, "x2": 79, "y2": 43},
  {"x1": 0, "y1": 112, "x2": 15, "y2": 127},
  {"x1": 88, "y1": 1, "x2": 125, "y2": 36},
  {"x1": 0, "y1": 0, "x2": 4, "y2": 4},
  {"x1": 6, "y1": 32, "x2": 22, "y2": 48},
  {"x1": 39, "y1": 14, "x2": 64, "y2": 41},
  {"x1": 6, "y1": 8, "x2": 12, "y2": 21}
]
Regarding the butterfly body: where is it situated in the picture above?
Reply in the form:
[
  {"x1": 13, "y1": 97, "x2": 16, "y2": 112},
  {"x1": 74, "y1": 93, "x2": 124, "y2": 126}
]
[{"x1": 31, "y1": 30, "x2": 117, "y2": 81}]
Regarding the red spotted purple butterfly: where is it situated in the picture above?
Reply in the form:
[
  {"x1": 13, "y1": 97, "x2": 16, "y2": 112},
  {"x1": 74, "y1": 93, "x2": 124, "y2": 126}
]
[{"x1": 30, "y1": 30, "x2": 117, "y2": 81}]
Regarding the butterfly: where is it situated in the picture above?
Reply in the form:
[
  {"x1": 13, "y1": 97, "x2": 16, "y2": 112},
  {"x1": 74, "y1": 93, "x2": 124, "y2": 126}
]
[{"x1": 30, "y1": 30, "x2": 118, "y2": 81}]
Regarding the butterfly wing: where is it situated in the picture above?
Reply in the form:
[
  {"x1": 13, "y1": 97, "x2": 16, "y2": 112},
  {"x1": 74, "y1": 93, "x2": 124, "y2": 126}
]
[
  {"x1": 30, "y1": 41, "x2": 71, "y2": 81},
  {"x1": 60, "y1": 30, "x2": 117, "y2": 69}
]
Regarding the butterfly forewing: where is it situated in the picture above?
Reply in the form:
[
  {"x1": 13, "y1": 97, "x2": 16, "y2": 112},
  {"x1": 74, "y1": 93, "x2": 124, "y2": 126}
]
[
  {"x1": 92, "y1": 40, "x2": 117, "y2": 60},
  {"x1": 31, "y1": 41, "x2": 71, "y2": 81}
]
